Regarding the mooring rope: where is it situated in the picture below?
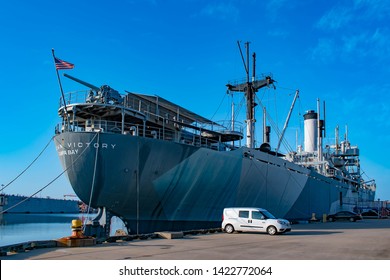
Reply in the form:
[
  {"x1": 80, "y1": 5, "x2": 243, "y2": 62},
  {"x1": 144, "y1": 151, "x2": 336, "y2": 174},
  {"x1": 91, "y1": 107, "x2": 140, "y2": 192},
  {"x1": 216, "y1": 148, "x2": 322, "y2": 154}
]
[
  {"x1": 0, "y1": 136, "x2": 54, "y2": 193},
  {"x1": 84, "y1": 131, "x2": 100, "y2": 227},
  {"x1": 0, "y1": 132, "x2": 99, "y2": 214}
]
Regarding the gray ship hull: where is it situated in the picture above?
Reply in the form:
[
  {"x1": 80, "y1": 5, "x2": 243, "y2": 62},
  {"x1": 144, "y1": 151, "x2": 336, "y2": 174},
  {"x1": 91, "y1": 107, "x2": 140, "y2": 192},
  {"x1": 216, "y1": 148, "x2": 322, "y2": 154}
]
[{"x1": 55, "y1": 132, "x2": 374, "y2": 233}]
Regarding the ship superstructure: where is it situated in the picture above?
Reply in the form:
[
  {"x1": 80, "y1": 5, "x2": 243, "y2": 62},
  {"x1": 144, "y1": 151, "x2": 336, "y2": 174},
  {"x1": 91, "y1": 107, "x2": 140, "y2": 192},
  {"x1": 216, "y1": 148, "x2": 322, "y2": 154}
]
[{"x1": 285, "y1": 109, "x2": 376, "y2": 206}]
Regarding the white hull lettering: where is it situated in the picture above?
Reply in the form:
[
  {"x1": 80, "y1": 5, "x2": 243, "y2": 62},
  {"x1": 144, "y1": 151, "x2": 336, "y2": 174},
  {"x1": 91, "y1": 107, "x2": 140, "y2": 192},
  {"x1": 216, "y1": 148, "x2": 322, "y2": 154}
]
[
  {"x1": 58, "y1": 149, "x2": 79, "y2": 156},
  {"x1": 56, "y1": 142, "x2": 117, "y2": 156}
]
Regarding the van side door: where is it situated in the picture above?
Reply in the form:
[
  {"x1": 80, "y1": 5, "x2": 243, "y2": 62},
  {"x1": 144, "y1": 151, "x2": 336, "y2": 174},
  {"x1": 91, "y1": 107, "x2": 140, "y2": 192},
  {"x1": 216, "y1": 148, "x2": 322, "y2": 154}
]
[
  {"x1": 237, "y1": 210, "x2": 251, "y2": 231},
  {"x1": 250, "y1": 210, "x2": 267, "y2": 232}
]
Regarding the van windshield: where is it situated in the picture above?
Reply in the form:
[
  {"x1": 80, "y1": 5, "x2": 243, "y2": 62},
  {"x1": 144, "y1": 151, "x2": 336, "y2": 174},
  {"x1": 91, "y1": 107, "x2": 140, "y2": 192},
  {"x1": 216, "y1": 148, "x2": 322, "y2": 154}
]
[{"x1": 261, "y1": 211, "x2": 276, "y2": 219}]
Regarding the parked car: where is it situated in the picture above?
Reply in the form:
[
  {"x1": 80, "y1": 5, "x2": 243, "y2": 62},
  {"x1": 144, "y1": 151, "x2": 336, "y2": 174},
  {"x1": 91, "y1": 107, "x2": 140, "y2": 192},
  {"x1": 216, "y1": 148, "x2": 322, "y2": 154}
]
[
  {"x1": 222, "y1": 207, "x2": 291, "y2": 235},
  {"x1": 361, "y1": 210, "x2": 380, "y2": 219},
  {"x1": 327, "y1": 211, "x2": 362, "y2": 222}
]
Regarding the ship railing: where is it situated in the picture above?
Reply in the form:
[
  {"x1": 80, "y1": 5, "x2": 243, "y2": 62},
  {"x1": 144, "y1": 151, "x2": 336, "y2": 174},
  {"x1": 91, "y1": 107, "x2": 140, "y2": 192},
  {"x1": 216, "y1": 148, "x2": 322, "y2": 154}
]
[
  {"x1": 57, "y1": 119, "x2": 138, "y2": 135},
  {"x1": 60, "y1": 91, "x2": 242, "y2": 137},
  {"x1": 60, "y1": 90, "x2": 151, "y2": 110},
  {"x1": 227, "y1": 74, "x2": 274, "y2": 88},
  {"x1": 56, "y1": 119, "x2": 234, "y2": 151},
  {"x1": 142, "y1": 111, "x2": 243, "y2": 146},
  {"x1": 59, "y1": 90, "x2": 90, "y2": 106},
  {"x1": 59, "y1": 91, "x2": 218, "y2": 128},
  {"x1": 58, "y1": 91, "x2": 242, "y2": 150},
  {"x1": 143, "y1": 108, "x2": 244, "y2": 135},
  {"x1": 139, "y1": 121, "x2": 234, "y2": 150},
  {"x1": 212, "y1": 120, "x2": 244, "y2": 134}
]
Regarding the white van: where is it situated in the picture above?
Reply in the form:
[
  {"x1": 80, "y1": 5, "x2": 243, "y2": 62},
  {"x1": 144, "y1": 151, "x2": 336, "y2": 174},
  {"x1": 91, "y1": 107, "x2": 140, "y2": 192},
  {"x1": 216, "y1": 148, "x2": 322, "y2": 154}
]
[{"x1": 222, "y1": 207, "x2": 291, "y2": 235}]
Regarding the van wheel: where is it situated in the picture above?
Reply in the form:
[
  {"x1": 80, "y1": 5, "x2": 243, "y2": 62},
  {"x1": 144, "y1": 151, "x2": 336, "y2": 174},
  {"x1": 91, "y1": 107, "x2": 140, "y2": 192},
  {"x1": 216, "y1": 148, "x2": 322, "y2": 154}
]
[
  {"x1": 267, "y1": 226, "x2": 277, "y2": 235},
  {"x1": 224, "y1": 224, "x2": 235, "y2": 234}
]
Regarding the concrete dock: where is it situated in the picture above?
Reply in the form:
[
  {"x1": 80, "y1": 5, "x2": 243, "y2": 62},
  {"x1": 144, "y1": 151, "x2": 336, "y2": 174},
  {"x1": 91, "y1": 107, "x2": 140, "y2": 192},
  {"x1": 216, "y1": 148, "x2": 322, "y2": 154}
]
[{"x1": 1, "y1": 219, "x2": 389, "y2": 260}]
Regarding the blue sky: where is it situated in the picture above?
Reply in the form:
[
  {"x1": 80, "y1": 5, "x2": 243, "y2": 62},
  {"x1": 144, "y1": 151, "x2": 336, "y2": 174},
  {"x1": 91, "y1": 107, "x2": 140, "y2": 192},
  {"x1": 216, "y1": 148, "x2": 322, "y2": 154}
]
[{"x1": 0, "y1": 0, "x2": 389, "y2": 201}]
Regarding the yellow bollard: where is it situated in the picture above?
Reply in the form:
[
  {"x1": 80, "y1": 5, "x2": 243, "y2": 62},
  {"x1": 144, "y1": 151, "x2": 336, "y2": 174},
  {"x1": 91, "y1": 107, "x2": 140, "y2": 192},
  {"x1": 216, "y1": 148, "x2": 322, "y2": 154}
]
[
  {"x1": 71, "y1": 219, "x2": 84, "y2": 238},
  {"x1": 71, "y1": 219, "x2": 82, "y2": 228},
  {"x1": 57, "y1": 219, "x2": 96, "y2": 247},
  {"x1": 323, "y1": 214, "x2": 327, "y2": 223}
]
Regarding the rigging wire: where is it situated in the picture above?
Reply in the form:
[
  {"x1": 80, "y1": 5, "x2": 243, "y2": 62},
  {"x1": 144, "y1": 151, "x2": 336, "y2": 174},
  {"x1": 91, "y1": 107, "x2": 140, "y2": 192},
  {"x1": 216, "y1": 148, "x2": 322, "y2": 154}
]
[
  {"x1": 0, "y1": 133, "x2": 99, "y2": 214},
  {"x1": 210, "y1": 89, "x2": 247, "y2": 131},
  {"x1": 80, "y1": 132, "x2": 101, "y2": 232},
  {"x1": 0, "y1": 136, "x2": 54, "y2": 193},
  {"x1": 255, "y1": 91, "x2": 295, "y2": 153},
  {"x1": 233, "y1": 95, "x2": 245, "y2": 121},
  {"x1": 209, "y1": 90, "x2": 227, "y2": 122},
  {"x1": 223, "y1": 92, "x2": 232, "y2": 122}
]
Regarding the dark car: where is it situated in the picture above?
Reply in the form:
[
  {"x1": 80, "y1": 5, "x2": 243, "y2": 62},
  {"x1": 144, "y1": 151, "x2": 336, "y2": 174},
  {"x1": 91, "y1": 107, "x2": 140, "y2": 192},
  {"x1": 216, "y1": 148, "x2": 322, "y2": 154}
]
[
  {"x1": 327, "y1": 211, "x2": 362, "y2": 222},
  {"x1": 361, "y1": 210, "x2": 381, "y2": 219}
]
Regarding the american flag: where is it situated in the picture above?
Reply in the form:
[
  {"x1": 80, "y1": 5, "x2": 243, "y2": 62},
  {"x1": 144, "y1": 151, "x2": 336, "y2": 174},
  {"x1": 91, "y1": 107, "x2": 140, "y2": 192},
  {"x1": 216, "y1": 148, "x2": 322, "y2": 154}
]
[{"x1": 54, "y1": 57, "x2": 74, "y2": 70}]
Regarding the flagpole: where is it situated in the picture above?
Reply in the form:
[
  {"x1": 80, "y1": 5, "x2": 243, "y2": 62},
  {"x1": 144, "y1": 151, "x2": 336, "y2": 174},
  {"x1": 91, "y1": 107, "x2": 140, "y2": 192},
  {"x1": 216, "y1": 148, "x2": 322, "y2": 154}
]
[{"x1": 51, "y1": 48, "x2": 70, "y2": 120}]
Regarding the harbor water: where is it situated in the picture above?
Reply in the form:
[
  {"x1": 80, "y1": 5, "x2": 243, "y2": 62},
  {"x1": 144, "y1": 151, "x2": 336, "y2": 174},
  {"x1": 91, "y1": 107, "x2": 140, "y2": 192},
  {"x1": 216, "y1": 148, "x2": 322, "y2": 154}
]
[{"x1": 0, "y1": 213, "x2": 126, "y2": 247}]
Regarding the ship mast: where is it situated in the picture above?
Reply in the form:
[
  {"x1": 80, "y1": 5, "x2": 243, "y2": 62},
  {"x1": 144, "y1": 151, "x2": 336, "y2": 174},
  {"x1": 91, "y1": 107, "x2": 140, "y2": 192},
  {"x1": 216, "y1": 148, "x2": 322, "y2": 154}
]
[
  {"x1": 227, "y1": 41, "x2": 275, "y2": 148},
  {"x1": 244, "y1": 42, "x2": 255, "y2": 148}
]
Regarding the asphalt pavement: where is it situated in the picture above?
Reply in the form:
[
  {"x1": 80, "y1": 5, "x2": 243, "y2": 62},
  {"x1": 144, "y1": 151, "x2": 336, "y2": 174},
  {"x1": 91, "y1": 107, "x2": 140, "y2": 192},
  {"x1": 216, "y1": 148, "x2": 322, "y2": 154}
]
[{"x1": 2, "y1": 219, "x2": 390, "y2": 260}]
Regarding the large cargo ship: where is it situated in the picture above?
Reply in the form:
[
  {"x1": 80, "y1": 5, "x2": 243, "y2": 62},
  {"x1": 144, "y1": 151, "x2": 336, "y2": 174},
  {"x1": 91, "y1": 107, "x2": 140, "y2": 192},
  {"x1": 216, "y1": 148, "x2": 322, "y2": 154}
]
[{"x1": 54, "y1": 44, "x2": 376, "y2": 233}]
